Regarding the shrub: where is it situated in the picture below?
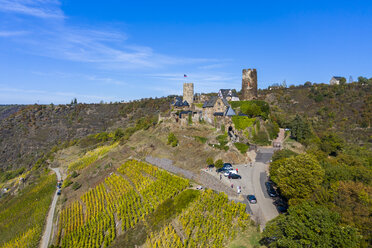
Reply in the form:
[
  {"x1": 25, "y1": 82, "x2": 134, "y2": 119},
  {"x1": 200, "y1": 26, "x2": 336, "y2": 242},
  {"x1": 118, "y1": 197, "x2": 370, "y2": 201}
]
[
  {"x1": 234, "y1": 143, "x2": 249, "y2": 154},
  {"x1": 215, "y1": 159, "x2": 223, "y2": 169},
  {"x1": 252, "y1": 130, "x2": 270, "y2": 145},
  {"x1": 272, "y1": 149, "x2": 298, "y2": 162},
  {"x1": 230, "y1": 100, "x2": 270, "y2": 119},
  {"x1": 231, "y1": 116, "x2": 256, "y2": 130},
  {"x1": 167, "y1": 133, "x2": 178, "y2": 147},
  {"x1": 206, "y1": 157, "x2": 214, "y2": 166},
  {"x1": 72, "y1": 182, "x2": 81, "y2": 191},
  {"x1": 71, "y1": 171, "x2": 79, "y2": 178},
  {"x1": 194, "y1": 136, "x2": 207, "y2": 144}
]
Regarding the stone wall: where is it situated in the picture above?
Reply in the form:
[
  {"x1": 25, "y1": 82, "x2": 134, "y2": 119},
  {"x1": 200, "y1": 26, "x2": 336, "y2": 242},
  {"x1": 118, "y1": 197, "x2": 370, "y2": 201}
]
[
  {"x1": 183, "y1": 83, "x2": 194, "y2": 104},
  {"x1": 241, "y1": 69, "x2": 258, "y2": 100}
]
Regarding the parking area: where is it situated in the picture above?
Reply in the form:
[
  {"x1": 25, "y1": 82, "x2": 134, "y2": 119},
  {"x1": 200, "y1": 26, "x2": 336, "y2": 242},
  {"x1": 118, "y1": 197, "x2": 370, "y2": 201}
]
[{"x1": 204, "y1": 154, "x2": 279, "y2": 228}]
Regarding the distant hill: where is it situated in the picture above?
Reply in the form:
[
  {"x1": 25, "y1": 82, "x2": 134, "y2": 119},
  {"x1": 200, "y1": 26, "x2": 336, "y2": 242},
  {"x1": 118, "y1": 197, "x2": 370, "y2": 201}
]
[
  {"x1": 259, "y1": 82, "x2": 372, "y2": 147},
  {"x1": 0, "y1": 98, "x2": 171, "y2": 170},
  {"x1": 0, "y1": 105, "x2": 24, "y2": 121}
]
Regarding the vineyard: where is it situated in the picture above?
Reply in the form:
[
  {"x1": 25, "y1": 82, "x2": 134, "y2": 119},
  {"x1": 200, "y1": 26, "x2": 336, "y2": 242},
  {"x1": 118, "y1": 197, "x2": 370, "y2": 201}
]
[
  {"x1": 0, "y1": 173, "x2": 56, "y2": 248},
  {"x1": 57, "y1": 160, "x2": 189, "y2": 248},
  {"x1": 145, "y1": 189, "x2": 250, "y2": 248},
  {"x1": 67, "y1": 142, "x2": 118, "y2": 172}
]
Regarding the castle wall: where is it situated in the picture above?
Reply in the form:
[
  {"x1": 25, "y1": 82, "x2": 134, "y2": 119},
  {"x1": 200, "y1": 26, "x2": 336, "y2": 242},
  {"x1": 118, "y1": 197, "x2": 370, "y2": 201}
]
[
  {"x1": 183, "y1": 83, "x2": 194, "y2": 104},
  {"x1": 241, "y1": 69, "x2": 258, "y2": 100}
]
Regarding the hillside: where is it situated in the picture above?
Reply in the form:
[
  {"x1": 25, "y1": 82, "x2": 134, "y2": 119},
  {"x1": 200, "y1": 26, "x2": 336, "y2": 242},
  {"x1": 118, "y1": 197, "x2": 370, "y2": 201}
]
[
  {"x1": 259, "y1": 82, "x2": 372, "y2": 147},
  {"x1": 0, "y1": 98, "x2": 171, "y2": 171}
]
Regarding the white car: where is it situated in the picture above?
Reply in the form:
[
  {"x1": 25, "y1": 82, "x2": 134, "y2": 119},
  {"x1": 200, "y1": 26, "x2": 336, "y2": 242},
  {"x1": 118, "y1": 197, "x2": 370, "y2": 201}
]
[
  {"x1": 196, "y1": 185, "x2": 203, "y2": 190},
  {"x1": 224, "y1": 169, "x2": 236, "y2": 177}
]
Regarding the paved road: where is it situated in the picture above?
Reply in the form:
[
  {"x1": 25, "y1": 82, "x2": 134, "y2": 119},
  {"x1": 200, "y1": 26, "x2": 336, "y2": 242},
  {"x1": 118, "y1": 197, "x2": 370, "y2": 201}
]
[{"x1": 40, "y1": 168, "x2": 61, "y2": 248}]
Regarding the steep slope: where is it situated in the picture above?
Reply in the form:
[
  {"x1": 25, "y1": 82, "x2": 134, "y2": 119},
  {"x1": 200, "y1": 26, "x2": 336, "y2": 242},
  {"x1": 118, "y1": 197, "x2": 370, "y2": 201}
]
[
  {"x1": 259, "y1": 83, "x2": 372, "y2": 147},
  {"x1": 0, "y1": 98, "x2": 171, "y2": 170}
]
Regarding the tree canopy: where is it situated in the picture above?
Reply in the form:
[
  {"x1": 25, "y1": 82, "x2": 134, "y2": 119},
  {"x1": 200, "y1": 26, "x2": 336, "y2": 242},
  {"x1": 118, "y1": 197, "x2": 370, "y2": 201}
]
[
  {"x1": 262, "y1": 202, "x2": 361, "y2": 248},
  {"x1": 270, "y1": 154, "x2": 325, "y2": 202}
]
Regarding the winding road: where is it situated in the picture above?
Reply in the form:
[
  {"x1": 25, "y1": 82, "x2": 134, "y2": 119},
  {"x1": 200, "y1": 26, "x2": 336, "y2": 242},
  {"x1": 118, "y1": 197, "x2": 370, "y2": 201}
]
[{"x1": 40, "y1": 168, "x2": 61, "y2": 248}]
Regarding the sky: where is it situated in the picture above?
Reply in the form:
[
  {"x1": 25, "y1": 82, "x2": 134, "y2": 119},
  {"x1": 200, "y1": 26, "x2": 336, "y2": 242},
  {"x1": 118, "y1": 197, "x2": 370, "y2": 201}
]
[{"x1": 0, "y1": 0, "x2": 371, "y2": 104}]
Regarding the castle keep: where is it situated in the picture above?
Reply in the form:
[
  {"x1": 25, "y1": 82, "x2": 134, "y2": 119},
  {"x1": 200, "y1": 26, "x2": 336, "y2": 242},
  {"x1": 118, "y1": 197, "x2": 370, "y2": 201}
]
[
  {"x1": 241, "y1": 69, "x2": 257, "y2": 100},
  {"x1": 183, "y1": 83, "x2": 194, "y2": 105}
]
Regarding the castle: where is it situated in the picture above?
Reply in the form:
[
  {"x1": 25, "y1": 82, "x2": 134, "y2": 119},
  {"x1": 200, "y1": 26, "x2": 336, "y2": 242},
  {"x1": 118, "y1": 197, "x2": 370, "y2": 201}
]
[{"x1": 171, "y1": 68, "x2": 258, "y2": 126}]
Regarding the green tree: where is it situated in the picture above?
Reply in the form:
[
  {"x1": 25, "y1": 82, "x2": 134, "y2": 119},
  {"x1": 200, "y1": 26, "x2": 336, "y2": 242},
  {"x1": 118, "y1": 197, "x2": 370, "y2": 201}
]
[
  {"x1": 167, "y1": 132, "x2": 178, "y2": 147},
  {"x1": 320, "y1": 133, "x2": 344, "y2": 156},
  {"x1": 332, "y1": 181, "x2": 372, "y2": 245},
  {"x1": 206, "y1": 157, "x2": 214, "y2": 166},
  {"x1": 290, "y1": 114, "x2": 312, "y2": 143},
  {"x1": 272, "y1": 149, "x2": 298, "y2": 162},
  {"x1": 215, "y1": 159, "x2": 223, "y2": 169},
  {"x1": 270, "y1": 154, "x2": 325, "y2": 202},
  {"x1": 262, "y1": 202, "x2": 361, "y2": 248}
]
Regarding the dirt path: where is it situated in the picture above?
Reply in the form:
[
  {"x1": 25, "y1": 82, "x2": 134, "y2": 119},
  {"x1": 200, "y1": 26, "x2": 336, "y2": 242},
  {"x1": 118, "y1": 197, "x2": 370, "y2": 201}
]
[{"x1": 40, "y1": 168, "x2": 61, "y2": 248}]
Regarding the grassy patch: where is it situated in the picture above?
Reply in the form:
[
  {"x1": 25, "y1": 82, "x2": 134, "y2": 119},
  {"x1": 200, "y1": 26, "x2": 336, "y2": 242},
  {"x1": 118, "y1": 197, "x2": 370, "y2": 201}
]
[
  {"x1": 234, "y1": 142, "x2": 250, "y2": 154},
  {"x1": 228, "y1": 227, "x2": 262, "y2": 248},
  {"x1": 0, "y1": 172, "x2": 56, "y2": 246},
  {"x1": 194, "y1": 136, "x2": 207, "y2": 144}
]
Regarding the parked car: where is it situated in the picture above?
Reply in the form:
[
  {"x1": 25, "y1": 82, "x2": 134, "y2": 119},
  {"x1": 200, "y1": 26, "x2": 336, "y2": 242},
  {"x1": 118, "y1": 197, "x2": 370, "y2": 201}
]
[
  {"x1": 196, "y1": 185, "x2": 203, "y2": 190},
  {"x1": 265, "y1": 182, "x2": 278, "y2": 197},
  {"x1": 223, "y1": 169, "x2": 236, "y2": 176},
  {"x1": 274, "y1": 199, "x2": 288, "y2": 213},
  {"x1": 247, "y1": 195, "x2": 257, "y2": 204},
  {"x1": 216, "y1": 168, "x2": 228, "y2": 173},
  {"x1": 223, "y1": 163, "x2": 232, "y2": 169},
  {"x1": 228, "y1": 173, "x2": 241, "y2": 179}
]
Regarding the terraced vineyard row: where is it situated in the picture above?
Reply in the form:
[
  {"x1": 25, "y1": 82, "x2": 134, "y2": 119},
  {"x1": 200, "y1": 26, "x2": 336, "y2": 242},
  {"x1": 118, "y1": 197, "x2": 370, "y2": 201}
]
[
  {"x1": 57, "y1": 160, "x2": 189, "y2": 248},
  {"x1": 146, "y1": 189, "x2": 250, "y2": 248}
]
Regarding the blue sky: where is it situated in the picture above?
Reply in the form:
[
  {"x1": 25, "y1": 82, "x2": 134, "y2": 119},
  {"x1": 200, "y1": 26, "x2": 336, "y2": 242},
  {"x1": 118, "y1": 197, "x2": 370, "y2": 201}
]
[{"x1": 0, "y1": 0, "x2": 371, "y2": 104}]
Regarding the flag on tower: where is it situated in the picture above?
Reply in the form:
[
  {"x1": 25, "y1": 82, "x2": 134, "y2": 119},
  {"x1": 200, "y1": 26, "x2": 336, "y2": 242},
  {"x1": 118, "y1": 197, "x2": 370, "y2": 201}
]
[{"x1": 184, "y1": 74, "x2": 187, "y2": 77}]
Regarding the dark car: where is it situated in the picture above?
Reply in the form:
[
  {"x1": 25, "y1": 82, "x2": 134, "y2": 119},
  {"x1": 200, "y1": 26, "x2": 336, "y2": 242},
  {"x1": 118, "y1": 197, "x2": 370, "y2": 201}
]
[
  {"x1": 57, "y1": 189, "x2": 61, "y2": 195},
  {"x1": 228, "y1": 173, "x2": 241, "y2": 179},
  {"x1": 247, "y1": 195, "x2": 257, "y2": 204},
  {"x1": 208, "y1": 164, "x2": 215, "y2": 168},
  {"x1": 223, "y1": 163, "x2": 232, "y2": 168},
  {"x1": 276, "y1": 205, "x2": 287, "y2": 214},
  {"x1": 216, "y1": 168, "x2": 227, "y2": 173},
  {"x1": 265, "y1": 182, "x2": 278, "y2": 197}
]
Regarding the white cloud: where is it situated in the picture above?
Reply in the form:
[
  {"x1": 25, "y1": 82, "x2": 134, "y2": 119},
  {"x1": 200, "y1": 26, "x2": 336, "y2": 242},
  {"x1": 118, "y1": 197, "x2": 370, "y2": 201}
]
[
  {"x1": 0, "y1": 0, "x2": 64, "y2": 19},
  {"x1": 0, "y1": 30, "x2": 29, "y2": 37}
]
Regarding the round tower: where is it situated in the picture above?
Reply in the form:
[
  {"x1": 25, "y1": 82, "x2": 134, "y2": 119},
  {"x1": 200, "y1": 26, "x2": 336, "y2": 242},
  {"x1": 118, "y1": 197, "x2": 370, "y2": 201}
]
[
  {"x1": 183, "y1": 83, "x2": 194, "y2": 104},
  {"x1": 241, "y1": 69, "x2": 258, "y2": 100}
]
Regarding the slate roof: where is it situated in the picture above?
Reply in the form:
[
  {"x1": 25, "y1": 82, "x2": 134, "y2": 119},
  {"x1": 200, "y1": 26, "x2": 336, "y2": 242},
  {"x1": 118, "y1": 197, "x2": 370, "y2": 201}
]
[
  {"x1": 203, "y1": 96, "x2": 229, "y2": 108},
  {"x1": 219, "y1": 89, "x2": 238, "y2": 98},
  {"x1": 225, "y1": 107, "x2": 236, "y2": 116},
  {"x1": 172, "y1": 97, "x2": 189, "y2": 107},
  {"x1": 213, "y1": 112, "x2": 224, "y2": 116},
  {"x1": 332, "y1": 76, "x2": 343, "y2": 80}
]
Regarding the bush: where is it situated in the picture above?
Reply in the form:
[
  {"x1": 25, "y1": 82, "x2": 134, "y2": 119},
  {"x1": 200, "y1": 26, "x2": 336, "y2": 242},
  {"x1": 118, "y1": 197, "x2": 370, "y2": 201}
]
[
  {"x1": 231, "y1": 116, "x2": 256, "y2": 130},
  {"x1": 230, "y1": 100, "x2": 270, "y2": 119},
  {"x1": 234, "y1": 143, "x2": 249, "y2": 154},
  {"x1": 272, "y1": 149, "x2": 298, "y2": 162},
  {"x1": 252, "y1": 130, "x2": 270, "y2": 146},
  {"x1": 71, "y1": 171, "x2": 80, "y2": 178},
  {"x1": 194, "y1": 136, "x2": 207, "y2": 144},
  {"x1": 167, "y1": 133, "x2": 178, "y2": 147},
  {"x1": 206, "y1": 157, "x2": 214, "y2": 166},
  {"x1": 72, "y1": 182, "x2": 81, "y2": 191},
  {"x1": 215, "y1": 159, "x2": 223, "y2": 169}
]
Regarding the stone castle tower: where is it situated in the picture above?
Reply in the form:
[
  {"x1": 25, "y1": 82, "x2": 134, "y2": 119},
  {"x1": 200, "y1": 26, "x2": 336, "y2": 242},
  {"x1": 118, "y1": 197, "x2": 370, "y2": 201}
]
[
  {"x1": 241, "y1": 69, "x2": 257, "y2": 100},
  {"x1": 183, "y1": 83, "x2": 194, "y2": 104}
]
